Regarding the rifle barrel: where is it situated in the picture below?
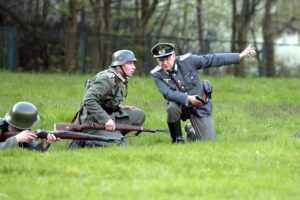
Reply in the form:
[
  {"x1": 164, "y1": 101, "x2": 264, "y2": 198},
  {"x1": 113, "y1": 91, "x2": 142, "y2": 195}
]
[
  {"x1": 1, "y1": 130, "x2": 121, "y2": 142},
  {"x1": 38, "y1": 130, "x2": 122, "y2": 142},
  {"x1": 55, "y1": 123, "x2": 168, "y2": 133}
]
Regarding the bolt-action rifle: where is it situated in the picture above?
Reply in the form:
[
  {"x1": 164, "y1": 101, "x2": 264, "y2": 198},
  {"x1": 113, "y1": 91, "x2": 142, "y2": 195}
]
[
  {"x1": 1, "y1": 130, "x2": 122, "y2": 142},
  {"x1": 54, "y1": 123, "x2": 168, "y2": 136}
]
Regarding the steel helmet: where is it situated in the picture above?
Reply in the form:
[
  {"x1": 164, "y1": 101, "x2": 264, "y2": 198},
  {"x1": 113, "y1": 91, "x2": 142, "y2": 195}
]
[
  {"x1": 5, "y1": 102, "x2": 40, "y2": 129},
  {"x1": 110, "y1": 50, "x2": 137, "y2": 67}
]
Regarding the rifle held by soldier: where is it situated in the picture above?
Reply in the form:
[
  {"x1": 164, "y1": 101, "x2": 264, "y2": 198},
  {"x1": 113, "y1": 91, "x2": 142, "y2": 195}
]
[
  {"x1": 54, "y1": 123, "x2": 168, "y2": 136},
  {"x1": 1, "y1": 130, "x2": 122, "y2": 142}
]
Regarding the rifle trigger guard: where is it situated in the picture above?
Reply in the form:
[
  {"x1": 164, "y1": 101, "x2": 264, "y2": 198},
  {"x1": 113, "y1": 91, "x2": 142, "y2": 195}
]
[
  {"x1": 135, "y1": 131, "x2": 142, "y2": 136},
  {"x1": 88, "y1": 122, "x2": 95, "y2": 127}
]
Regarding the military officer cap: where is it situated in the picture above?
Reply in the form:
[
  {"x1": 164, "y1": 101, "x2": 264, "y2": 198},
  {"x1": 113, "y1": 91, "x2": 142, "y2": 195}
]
[{"x1": 151, "y1": 43, "x2": 175, "y2": 58}]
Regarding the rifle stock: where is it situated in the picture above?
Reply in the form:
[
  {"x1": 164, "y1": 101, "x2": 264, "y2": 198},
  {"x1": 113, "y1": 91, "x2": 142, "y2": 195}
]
[
  {"x1": 1, "y1": 130, "x2": 122, "y2": 142},
  {"x1": 54, "y1": 123, "x2": 168, "y2": 135}
]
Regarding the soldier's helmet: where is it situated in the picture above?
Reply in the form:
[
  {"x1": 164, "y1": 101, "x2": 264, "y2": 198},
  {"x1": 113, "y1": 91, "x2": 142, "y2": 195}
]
[
  {"x1": 5, "y1": 102, "x2": 40, "y2": 129},
  {"x1": 110, "y1": 50, "x2": 137, "y2": 67}
]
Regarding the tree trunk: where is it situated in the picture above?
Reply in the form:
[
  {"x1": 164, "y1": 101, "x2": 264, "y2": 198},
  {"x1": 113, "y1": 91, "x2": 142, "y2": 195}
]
[
  {"x1": 138, "y1": 0, "x2": 158, "y2": 37},
  {"x1": 64, "y1": 0, "x2": 79, "y2": 72},
  {"x1": 228, "y1": 0, "x2": 238, "y2": 74},
  {"x1": 196, "y1": 0, "x2": 209, "y2": 74},
  {"x1": 262, "y1": 0, "x2": 276, "y2": 77},
  {"x1": 154, "y1": 0, "x2": 171, "y2": 42},
  {"x1": 196, "y1": 0, "x2": 205, "y2": 54},
  {"x1": 250, "y1": 27, "x2": 265, "y2": 76},
  {"x1": 233, "y1": 0, "x2": 258, "y2": 77},
  {"x1": 231, "y1": 0, "x2": 237, "y2": 53},
  {"x1": 89, "y1": 0, "x2": 102, "y2": 72},
  {"x1": 102, "y1": 0, "x2": 112, "y2": 69}
]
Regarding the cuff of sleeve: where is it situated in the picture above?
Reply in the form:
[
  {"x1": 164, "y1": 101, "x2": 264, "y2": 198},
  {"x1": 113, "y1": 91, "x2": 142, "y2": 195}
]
[
  {"x1": 7, "y1": 136, "x2": 19, "y2": 148},
  {"x1": 96, "y1": 114, "x2": 111, "y2": 125},
  {"x1": 185, "y1": 97, "x2": 190, "y2": 106},
  {"x1": 224, "y1": 53, "x2": 240, "y2": 65}
]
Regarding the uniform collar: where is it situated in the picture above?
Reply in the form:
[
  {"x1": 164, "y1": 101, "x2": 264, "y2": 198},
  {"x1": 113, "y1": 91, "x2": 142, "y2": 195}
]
[
  {"x1": 108, "y1": 67, "x2": 127, "y2": 83},
  {"x1": 173, "y1": 64, "x2": 178, "y2": 72},
  {"x1": 163, "y1": 63, "x2": 178, "y2": 75}
]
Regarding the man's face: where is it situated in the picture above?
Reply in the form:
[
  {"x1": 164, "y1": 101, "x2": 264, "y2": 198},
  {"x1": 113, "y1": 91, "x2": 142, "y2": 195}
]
[
  {"x1": 156, "y1": 53, "x2": 175, "y2": 71},
  {"x1": 121, "y1": 61, "x2": 136, "y2": 77},
  {"x1": 7, "y1": 124, "x2": 24, "y2": 132}
]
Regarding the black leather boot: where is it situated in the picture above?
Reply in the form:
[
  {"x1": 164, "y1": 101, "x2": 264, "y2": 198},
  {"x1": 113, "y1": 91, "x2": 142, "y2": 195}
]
[
  {"x1": 185, "y1": 123, "x2": 196, "y2": 142},
  {"x1": 168, "y1": 121, "x2": 184, "y2": 144},
  {"x1": 167, "y1": 122, "x2": 177, "y2": 143}
]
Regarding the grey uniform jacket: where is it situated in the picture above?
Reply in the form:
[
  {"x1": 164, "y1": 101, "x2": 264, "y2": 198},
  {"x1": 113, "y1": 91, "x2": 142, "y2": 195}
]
[{"x1": 150, "y1": 53, "x2": 240, "y2": 117}]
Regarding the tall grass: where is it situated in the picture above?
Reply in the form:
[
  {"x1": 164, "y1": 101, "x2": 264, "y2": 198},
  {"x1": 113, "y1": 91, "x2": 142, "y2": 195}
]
[{"x1": 0, "y1": 71, "x2": 299, "y2": 200}]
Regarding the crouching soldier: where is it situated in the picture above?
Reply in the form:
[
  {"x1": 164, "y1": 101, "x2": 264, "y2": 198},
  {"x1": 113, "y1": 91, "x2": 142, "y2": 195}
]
[
  {"x1": 150, "y1": 43, "x2": 255, "y2": 143},
  {"x1": 70, "y1": 50, "x2": 145, "y2": 148}
]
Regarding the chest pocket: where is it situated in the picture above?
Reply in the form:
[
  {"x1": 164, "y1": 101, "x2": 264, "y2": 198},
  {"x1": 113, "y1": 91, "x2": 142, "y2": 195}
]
[
  {"x1": 183, "y1": 70, "x2": 198, "y2": 91},
  {"x1": 167, "y1": 79, "x2": 178, "y2": 90},
  {"x1": 105, "y1": 80, "x2": 126, "y2": 105},
  {"x1": 115, "y1": 82, "x2": 126, "y2": 103}
]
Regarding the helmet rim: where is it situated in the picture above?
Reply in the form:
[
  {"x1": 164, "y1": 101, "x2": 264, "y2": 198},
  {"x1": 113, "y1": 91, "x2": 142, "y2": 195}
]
[{"x1": 5, "y1": 102, "x2": 40, "y2": 129}]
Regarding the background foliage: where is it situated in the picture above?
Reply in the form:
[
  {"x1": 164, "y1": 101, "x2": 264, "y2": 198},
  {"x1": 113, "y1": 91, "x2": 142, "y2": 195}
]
[{"x1": 1, "y1": 0, "x2": 300, "y2": 76}]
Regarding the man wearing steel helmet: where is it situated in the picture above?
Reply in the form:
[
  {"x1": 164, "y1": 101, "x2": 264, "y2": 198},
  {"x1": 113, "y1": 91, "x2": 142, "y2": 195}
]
[
  {"x1": 0, "y1": 102, "x2": 59, "y2": 151},
  {"x1": 150, "y1": 43, "x2": 255, "y2": 143},
  {"x1": 70, "y1": 50, "x2": 145, "y2": 148}
]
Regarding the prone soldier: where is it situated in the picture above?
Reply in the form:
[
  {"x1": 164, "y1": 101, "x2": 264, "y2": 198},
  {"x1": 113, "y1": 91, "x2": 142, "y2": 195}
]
[{"x1": 0, "y1": 102, "x2": 59, "y2": 151}]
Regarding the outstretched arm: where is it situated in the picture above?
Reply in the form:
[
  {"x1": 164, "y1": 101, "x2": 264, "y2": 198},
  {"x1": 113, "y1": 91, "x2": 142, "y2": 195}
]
[{"x1": 240, "y1": 44, "x2": 256, "y2": 60}]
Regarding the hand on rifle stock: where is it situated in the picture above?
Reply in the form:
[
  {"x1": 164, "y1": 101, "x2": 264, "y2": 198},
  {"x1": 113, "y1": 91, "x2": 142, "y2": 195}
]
[
  {"x1": 15, "y1": 130, "x2": 37, "y2": 143},
  {"x1": 105, "y1": 119, "x2": 116, "y2": 131},
  {"x1": 45, "y1": 133, "x2": 60, "y2": 144},
  {"x1": 121, "y1": 105, "x2": 135, "y2": 110}
]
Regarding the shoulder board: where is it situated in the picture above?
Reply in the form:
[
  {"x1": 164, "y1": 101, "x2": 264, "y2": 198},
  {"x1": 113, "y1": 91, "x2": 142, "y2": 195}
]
[
  {"x1": 107, "y1": 73, "x2": 115, "y2": 79},
  {"x1": 150, "y1": 65, "x2": 162, "y2": 74},
  {"x1": 179, "y1": 53, "x2": 192, "y2": 61},
  {"x1": 107, "y1": 69, "x2": 126, "y2": 82},
  {"x1": 105, "y1": 69, "x2": 117, "y2": 78},
  {"x1": 94, "y1": 70, "x2": 115, "y2": 81}
]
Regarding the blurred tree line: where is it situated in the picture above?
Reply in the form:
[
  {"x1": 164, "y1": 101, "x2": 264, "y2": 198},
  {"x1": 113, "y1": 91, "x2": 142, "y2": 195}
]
[{"x1": 0, "y1": 0, "x2": 300, "y2": 76}]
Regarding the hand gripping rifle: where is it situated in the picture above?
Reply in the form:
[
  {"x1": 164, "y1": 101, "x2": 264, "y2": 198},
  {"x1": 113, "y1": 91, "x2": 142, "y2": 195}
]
[
  {"x1": 1, "y1": 130, "x2": 122, "y2": 142},
  {"x1": 54, "y1": 123, "x2": 168, "y2": 136}
]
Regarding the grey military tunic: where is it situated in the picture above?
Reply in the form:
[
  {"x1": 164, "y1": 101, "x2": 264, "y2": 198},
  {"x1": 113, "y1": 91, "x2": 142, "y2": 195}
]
[
  {"x1": 150, "y1": 53, "x2": 240, "y2": 140},
  {"x1": 151, "y1": 53, "x2": 240, "y2": 117},
  {"x1": 77, "y1": 67, "x2": 145, "y2": 147}
]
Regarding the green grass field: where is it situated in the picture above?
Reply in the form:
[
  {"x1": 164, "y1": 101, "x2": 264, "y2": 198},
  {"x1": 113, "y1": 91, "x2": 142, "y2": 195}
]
[{"x1": 0, "y1": 71, "x2": 299, "y2": 200}]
